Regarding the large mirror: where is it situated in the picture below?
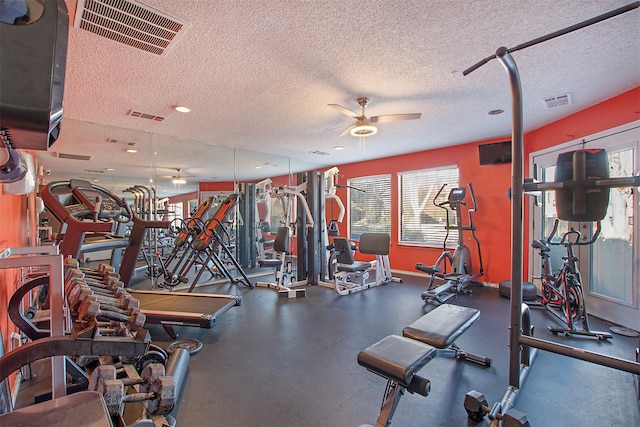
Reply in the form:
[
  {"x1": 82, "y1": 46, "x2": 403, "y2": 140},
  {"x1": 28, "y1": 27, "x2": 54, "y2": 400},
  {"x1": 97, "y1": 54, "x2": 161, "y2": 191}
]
[{"x1": 35, "y1": 118, "x2": 327, "y2": 198}]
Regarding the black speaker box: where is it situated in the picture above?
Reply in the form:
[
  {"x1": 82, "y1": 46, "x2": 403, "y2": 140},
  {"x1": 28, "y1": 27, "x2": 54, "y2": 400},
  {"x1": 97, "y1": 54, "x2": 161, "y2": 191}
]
[{"x1": 0, "y1": 0, "x2": 68, "y2": 150}]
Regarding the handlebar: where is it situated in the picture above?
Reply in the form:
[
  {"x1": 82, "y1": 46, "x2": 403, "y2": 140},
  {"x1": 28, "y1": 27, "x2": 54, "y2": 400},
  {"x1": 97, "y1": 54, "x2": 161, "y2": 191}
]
[
  {"x1": 546, "y1": 219, "x2": 601, "y2": 246},
  {"x1": 433, "y1": 183, "x2": 448, "y2": 208}
]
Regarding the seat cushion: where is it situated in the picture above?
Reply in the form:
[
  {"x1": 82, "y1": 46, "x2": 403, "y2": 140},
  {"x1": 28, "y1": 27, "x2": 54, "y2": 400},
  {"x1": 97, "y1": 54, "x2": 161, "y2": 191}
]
[
  {"x1": 357, "y1": 335, "x2": 436, "y2": 386},
  {"x1": 402, "y1": 304, "x2": 479, "y2": 348},
  {"x1": 337, "y1": 261, "x2": 370, "y2": 272}
]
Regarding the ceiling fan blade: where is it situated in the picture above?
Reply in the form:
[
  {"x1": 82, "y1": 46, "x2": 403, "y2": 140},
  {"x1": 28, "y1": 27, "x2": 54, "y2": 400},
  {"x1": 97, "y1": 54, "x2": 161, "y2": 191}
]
[
  {"x1": 338, "y1": 123, "x2": 355, "y2": 137},
  {"x1": 370, "y1": 113, "x2": 422, "y2": 123},
  {"x1": 328, "y1": 104, "x2": 360, "y2": 118}
]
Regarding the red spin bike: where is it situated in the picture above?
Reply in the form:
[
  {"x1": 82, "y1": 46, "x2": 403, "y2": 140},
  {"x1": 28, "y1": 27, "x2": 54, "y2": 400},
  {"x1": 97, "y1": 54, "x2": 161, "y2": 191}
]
[{"x1": 531, "y1": 219, "x2": 611, "y2": 340}]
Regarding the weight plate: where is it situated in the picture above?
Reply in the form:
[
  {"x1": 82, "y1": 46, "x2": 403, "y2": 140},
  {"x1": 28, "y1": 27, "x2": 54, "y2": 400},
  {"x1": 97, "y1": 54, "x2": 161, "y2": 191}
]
[
  {"x1": 148, "y1": 343, "x2": 169, "y2": 360},
  {"x1": 135, "y1": 350, "x2": 167, "y2": 373},
  {"x1": 166, "y1": 338, "x2": 203, "y2": 355}
]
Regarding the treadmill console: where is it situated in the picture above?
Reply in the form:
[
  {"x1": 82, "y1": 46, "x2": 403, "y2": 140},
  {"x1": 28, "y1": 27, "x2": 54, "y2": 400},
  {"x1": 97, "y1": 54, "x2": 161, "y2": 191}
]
[
  {"x1": 41, "y1": 179, "x2": 131, "y2": 223},
  {"x1": 70, "y1": 179, "x2": 129, "y2": 221}
]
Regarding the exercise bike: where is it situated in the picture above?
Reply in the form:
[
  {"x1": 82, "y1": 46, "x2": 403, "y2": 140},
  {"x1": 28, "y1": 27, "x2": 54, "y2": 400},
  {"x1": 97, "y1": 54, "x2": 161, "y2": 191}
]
[
  {"x1": 416, "y1": 183, "x2": 483, "y2": 303},
  {"x1": 531, "y1": 219, "x2": 611, "y2": 340}
]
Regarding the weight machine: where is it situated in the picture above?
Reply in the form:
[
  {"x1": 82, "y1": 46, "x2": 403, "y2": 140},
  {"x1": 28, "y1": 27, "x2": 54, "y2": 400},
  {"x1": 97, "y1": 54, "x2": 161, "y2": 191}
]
[
  {"x1": 255, "y1": 179, "x2": 314, "y2": 297},
  {"x1": 461, "y1": 3, "x2": 640, "y2": 424}
]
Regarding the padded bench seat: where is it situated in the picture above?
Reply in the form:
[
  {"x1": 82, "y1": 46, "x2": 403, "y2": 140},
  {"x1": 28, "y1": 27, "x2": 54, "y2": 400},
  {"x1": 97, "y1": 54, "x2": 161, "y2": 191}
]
[
  {"x1": 403, "y1": 304, "x2": 479, "y2": 348},
  {"x1": 337, "y1": 261, "x2": 371, "y2": 272},
  {"x1": 358, "y1": 334, "x2": 436, "y2": 386}
]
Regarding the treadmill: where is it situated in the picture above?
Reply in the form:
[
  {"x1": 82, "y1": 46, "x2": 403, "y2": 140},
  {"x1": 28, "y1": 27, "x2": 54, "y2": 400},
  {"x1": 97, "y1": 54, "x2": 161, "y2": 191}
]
[
  {"x1": 128, "y1": 289, "x2": 240, "y2": 338},
  {"x1": 40, "y1": 179, "x2": 241, "y2": 336}
]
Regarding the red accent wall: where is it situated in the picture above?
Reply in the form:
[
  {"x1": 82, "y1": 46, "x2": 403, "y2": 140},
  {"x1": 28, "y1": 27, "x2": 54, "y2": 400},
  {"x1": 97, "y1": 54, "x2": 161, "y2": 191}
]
[
  {"x1": 335, "y1": 138, "x2": 512, "y2": 284},
  {"x1": 0, "y1": 189, "x2": 30, "y2": 358}
]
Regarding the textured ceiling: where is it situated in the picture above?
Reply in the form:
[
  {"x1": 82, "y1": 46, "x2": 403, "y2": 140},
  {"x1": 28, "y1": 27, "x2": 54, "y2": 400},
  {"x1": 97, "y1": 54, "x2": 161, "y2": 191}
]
[{"x1": 35, "y1": 0, "x2": 640, "y2": 197}]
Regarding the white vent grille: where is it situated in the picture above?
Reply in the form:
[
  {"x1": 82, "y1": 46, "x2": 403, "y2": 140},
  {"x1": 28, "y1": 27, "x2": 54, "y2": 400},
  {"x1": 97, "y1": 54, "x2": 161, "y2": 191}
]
[
  {"x1": 74, "y1": 0, "x2": 189, "y2": 56},
  {"x1": 127, "y1": 110, "x2": 165, "y2": 122},
  {"x1": 543, "y1": 94, "x2": 572, "y2": 109}
]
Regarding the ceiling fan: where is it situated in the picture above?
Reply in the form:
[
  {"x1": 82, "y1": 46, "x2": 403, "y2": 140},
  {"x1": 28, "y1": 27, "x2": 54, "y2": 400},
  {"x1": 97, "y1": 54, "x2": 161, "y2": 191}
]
[
  {"x1": 328, "y1": 97, "x2": 421, "y2": 137},
  {"x1": 158, "y1": 168, "x2": 194, "y2": 184}
]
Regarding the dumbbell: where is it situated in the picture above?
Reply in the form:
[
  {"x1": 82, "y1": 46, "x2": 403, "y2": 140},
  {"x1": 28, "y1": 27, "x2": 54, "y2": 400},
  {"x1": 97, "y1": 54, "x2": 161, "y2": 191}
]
[
  {"x1": 65, "y1": 276, "x2": 127, "y2": 301},
  {"x1": 74, "y1": 292, "x2": 140, "y2": 317},
  {"x1": 64, "y1": 259, "x2": 118, "y2": 280},
  {"x1": 78, "y1": 298, "x2": 146, "y2": 329},
  {"x1": 67, "y1": 283, "x2": 138, "y2": 311},
  {"x1": 93, "y1": 321, "x2": 130, "y2": 337},
  {"x1": 463, "y1": 390, "x2": 530, "y2": 426},
  {"x1": 83, "y1": 268, "x2": 120, "y2": 283},
  {"x1": 64, "y1": 281, "x2": 132, "y2": 308},
  {"x1": 90, "y1": 364, "x2": 176, "y2": 416},
  {"x1": 65, "y1": 267, "x2": 122, "y2": 290}
]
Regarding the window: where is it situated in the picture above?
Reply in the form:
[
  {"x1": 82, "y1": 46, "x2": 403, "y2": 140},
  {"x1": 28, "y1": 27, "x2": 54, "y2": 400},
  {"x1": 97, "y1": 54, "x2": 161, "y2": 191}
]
[
  {"x1": 399, "y1": 166, "x2": 459, "y2": 246},
  {"x1": 348, "y1": 174, "x2": 391, "y2": 239}
]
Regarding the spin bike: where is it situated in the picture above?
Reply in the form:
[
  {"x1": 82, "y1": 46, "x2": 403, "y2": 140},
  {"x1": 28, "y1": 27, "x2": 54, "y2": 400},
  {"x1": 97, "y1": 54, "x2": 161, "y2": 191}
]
[
  {"x1": 531, "y1": 219, "x2": 611, "y2": 340},
  {"x1": 416, "y1": 183, "x2": 483, "y2": 303}
]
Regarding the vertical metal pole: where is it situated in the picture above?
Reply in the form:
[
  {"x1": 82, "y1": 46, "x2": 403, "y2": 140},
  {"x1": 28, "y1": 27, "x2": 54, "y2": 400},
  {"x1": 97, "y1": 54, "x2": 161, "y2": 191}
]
[
  {"x1": 305, "y1": 171, "x2": 324, "y2": 285},
  {"x1": 296, "y1": 172, "x2": 308, "y2": 281},
  {"x1": 497, "y1": 47, "x2": 524, "y2": 390},
  {"x1": 237, "y1": 183, "x2": 256, "y2": 268}
]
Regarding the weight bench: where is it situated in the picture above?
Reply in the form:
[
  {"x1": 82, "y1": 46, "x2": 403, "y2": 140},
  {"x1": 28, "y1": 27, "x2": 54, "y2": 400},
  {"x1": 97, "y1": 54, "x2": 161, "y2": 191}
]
[{"x1": 358, "y1": 304, "x2": 491, "y2": 427}]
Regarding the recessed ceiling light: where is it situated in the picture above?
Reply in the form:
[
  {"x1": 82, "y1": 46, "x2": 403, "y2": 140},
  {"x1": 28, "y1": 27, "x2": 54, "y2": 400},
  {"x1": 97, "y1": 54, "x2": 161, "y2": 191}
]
[
  {"x1": 126, "y1": 149, "x2": 137, "y2": 153},
  {"x1": 254, "y1": 166, "x2": 262, "y2": 169},
  {"x1": 174, "y1": 105, "x2": 190, "y2": 113},
  {"x1": 334, "y1": 146, "x2": 344, "y2": 150},
  {"x1": 106, "y1": 168, "x2": 115, "y2": 171},
  {"x1": 488, "y1": 109, "x2": 504, "y2": 115}
]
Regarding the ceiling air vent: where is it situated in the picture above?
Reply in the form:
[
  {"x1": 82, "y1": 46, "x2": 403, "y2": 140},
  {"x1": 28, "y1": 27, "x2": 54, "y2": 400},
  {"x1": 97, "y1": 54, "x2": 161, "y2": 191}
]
[
  {"x1": 56, "y1": 153, "x2": 92, "y2": 161},
  {"x1": 74, "y1": 0, "x2": 190, "y2": 56},
  {"x1": 127, "y1": 110, "x2": 165, "y2": 122},
  {"x1": 543, "y1": 94, "x2": 571, "y2": 109},
  {"x1": 310, "y1": 150, "x2": 329, "y2": 156}
]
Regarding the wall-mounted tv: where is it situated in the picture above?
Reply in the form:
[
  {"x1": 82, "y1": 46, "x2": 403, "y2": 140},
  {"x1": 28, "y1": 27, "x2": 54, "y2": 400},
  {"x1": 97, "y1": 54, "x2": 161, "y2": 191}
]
[{"x1": 478, "y1": 140, "x2": 512, "y2": 165}]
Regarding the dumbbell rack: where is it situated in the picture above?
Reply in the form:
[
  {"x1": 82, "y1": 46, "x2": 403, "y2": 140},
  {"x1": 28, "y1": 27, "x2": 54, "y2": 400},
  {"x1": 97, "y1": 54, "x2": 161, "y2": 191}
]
[
  {"x1": 0, "y1": 246, "x2": 151, "y2": 409},
  {"x1": 0, "y1": 245, "x2": 67, "y2": 401}
]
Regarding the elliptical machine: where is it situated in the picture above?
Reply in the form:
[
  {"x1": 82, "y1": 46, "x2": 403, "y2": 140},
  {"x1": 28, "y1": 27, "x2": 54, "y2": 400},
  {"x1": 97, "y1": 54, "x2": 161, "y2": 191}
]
[{"x1": 416, "y1": 183, "x2": 483, "y2": 303}]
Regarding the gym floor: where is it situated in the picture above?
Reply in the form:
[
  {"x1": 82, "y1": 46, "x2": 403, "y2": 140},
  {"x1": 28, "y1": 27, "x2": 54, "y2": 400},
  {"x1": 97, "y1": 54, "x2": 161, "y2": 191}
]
[{"x1": 129, "y1": 271, "x2": 639, "y2": 427}]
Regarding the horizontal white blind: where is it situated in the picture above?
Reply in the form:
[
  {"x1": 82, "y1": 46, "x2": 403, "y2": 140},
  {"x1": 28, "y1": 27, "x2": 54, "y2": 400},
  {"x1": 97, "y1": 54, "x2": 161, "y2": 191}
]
[
  {"x1": 348, "y1": 174, "x2": 391, "y2": 240},
  {"x1": 399, "y1": 166, "x2": 459, "y2": 246}
]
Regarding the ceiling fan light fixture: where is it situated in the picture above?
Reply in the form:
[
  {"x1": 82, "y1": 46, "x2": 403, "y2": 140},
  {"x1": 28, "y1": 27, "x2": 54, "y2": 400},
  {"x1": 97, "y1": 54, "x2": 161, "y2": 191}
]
[
  {"x1": 172, "y1": 178, "x2": 186, "y2": 185},
  {"x1": 350, "y1": 124, "x2": 377, "y2": 137}
]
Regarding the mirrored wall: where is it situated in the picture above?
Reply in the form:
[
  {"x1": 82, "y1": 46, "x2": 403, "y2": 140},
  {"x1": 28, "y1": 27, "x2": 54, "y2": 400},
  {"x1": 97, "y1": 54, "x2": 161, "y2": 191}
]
[{"x1": 36, "y1": 118, "x2": 328, "y2": 198}]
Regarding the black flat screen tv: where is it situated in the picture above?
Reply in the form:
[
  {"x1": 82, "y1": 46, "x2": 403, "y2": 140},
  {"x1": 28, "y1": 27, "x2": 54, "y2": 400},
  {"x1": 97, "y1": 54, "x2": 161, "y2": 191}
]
[{"x1": 478, "y1": 140, "x2": 512, "y2": 165}]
